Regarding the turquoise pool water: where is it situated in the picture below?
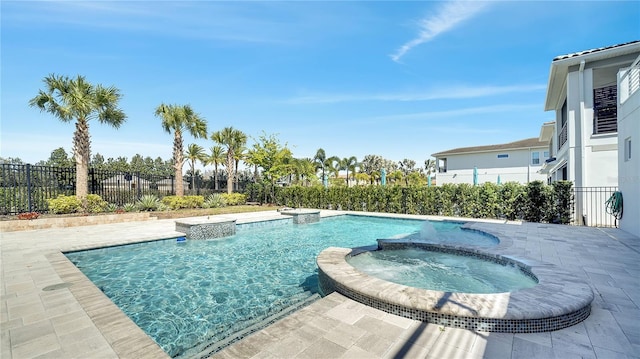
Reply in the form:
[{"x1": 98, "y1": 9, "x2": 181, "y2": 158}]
[
  {"x1": 65, "y1": 215, "x2": 494, "y2": 358},
  {"x1": 347, "y1": 248, "x2": 538, "y2": 293}
]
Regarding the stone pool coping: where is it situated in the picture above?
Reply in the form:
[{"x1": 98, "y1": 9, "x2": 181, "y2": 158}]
[{"x1": 317, "y1": 223, "x2": 595, "y2": 333}]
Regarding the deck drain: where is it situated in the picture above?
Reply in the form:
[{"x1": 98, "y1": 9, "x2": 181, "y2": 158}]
[{"x1": 42, "y1": 282, "x2": 73, "y2": 291}]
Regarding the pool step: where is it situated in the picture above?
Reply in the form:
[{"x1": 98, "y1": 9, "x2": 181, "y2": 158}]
[{"x1": 179, "y1": 292, "x2": 321, "y2": 359}]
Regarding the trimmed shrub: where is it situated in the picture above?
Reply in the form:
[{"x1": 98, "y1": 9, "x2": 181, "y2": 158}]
[
  {"x1": 86, "y1": 194, "x2": 109, "y2": 213},
  {"x1": 47, "y1": 195, "x2": 81, "y2": 214},
  {"x1": 221, "y1": 193, "x2": 246, "y2": 206},
  {"x1": 523, "y1": 181, "x2": 552, "y2": 222},
  {"x1": 552, "y1": 181, "x2": 573, "y2": 224},
  {"x1": 161, "y1": 195, "x2": 204, "y2": 210}
]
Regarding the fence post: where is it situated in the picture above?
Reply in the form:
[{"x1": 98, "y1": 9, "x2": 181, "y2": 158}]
[
  {"x1": 136, "y1": 171, "x2": 142, "y2": 199},
  {"x1": 26, "y1": 164, "x2": 33, "y2": 213},
  {"x1": 89, "y1": 168, "x2": 96, "y2": 194}
]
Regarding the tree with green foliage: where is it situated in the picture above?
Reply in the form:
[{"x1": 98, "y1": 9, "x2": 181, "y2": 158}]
[
  {"x1": 232, "y1": 142, "x2": 247, "y2": 191},
  {"x1": 185, "y1": 143, "x2": 205, "y2": 192},
  {"x1": 45, "y1": 147, "x2": 74, "y2": 167},
  {"x1": 248, "y1": 132, "x2": 293, "y2": 184},
  {"x1": 90, "y1": 153, "x2": 106, "y2": 170},
  {"x1": 206, "y1": 145, "x2": 225, "y2": 190},
  {"x1": 212, "y1": 127, "x2": 246, "y2": 194},
  {"x1": 29, "y1": 74, "x2": 126, "y2": 208},
  {"x1": 424, "y1": 158, "x2": 436, "y2": 177},
  {"x1": 399, "y1": 158, "x2": 416, "y2": 186},
  {"x1": 313, "y1": 148, "x2": 328, "y2": 183},
  {"x1": 342, "y1": 156, "x2": 358, "y2": 187},
  {"x1": 155, "y1": 103, "x2": 207, "y2": 196}
]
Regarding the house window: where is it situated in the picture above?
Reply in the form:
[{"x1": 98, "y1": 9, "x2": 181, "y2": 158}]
[
  {"x1": 559, "y1": 100, "x2": 568, "y2": 147},
  {"x1": 497, "y1": 154, "x2": 509, "y2": 159},
  {"x1": 544, "y1": 151, "x2": 549, "y2": 159},
  {"x1": 593, "y1": 85, "x2": 618, "y2": 134},
  {"x1": 625, "y1": 137, "x2": 632, "y2": 161},
  {"x1": 532, "y1": 152, "x2": 540, "y2": 165}
]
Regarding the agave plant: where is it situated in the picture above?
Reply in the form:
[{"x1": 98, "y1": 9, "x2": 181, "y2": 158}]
[
  {"x1": 123, "y1": 203, "x2": 137, "y2": 212},
  {"x1": 136, "y1": 195, "x2": 161, "y2": 211},
  {"x1": 203, "y1": 193, "x2": 226, "y2": 208},
  {"x1": 105, "y1": 203, "x2": 118, "y2": 212}
]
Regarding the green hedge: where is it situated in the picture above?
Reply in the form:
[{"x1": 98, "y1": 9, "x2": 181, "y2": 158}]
[{"x1": 246, "y1": 181, "x2": 574, "y2": 224}]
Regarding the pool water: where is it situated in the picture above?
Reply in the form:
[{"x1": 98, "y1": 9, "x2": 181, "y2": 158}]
[
  {"x1": 347, "y1": 248, "x2": 538, "y2": 293},
  {"x1": 65, "y1": 215, "x2": 492, "y2": 358}
]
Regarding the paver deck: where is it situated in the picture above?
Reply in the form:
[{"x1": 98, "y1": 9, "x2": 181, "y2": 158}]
[{"x1": 1, "y1": 210, "x2": 639, "y2": 358}]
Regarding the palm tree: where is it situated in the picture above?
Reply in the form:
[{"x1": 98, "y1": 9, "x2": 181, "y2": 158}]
[
  {"x1": 29, "y1": 74, "x2": 126, "y2": 208},
  {"x1": 342, "y1": 156, "x2": 358, "y2": 187},
  {"x1": 244, "y1": 148, "x2": 260, "y2": 183},
  {"x1": 232, "y1": 143, "x2": 247, "y2": 191},
  {"x1": 155, "y1": 103, "x2": 207, "y2": 196},
  {"x1": 206, "y1": 146, "x2": 225, "y2": 190},
  {"x1": 212, "y1": 127, "x2": 247, "y2": 194},
  {"x1": 185, "y1": 143, "x2": 205, "y2": 193},
  {"x1": 328, "y1": 157, "x2": 342, "y2": 179},
  {"x1": 424, "y1": 158, "x2": 436, "y2": 177},
  {"x1": 313, "y1": 148, "x2": 327, "y2": 182},
  {"x1": 399, "y1": 158, "x2": 416, "y2": 186}
]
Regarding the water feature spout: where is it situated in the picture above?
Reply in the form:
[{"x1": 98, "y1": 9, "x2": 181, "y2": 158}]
[{"x1": 419, "y1": 221, "x2": 438, "y2": 240}]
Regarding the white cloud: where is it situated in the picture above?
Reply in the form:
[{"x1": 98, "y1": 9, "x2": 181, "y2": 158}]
[
  {"x1": 286, "y1": 84, "x2": 545, "y2": 104},
  {"x1": 367, "y1": 104, "x2": 540, "y2": 122},
  {"x1": 391, "y1": 1, "x2": 490, "y2": 63}
]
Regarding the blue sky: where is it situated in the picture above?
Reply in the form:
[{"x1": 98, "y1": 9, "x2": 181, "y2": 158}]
[{"x1": 2, "y1": 1, "x2": 638, "y2": 170}]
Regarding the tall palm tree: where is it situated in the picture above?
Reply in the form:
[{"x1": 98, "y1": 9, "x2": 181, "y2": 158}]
[
  {"x1": 424, "y1": 158, "x2": 436, "y2": 176},
  {"x1": 244, "y1": 148, "x2": 260, "y2": 183},
  {"x1": 233, "y1": 143, "x2": 246, "y2": 191},
  {"x1": 313, "y1": 148, "x2": 327, "y2": 182},
  {"x1": 296, "y1": 158, "x2": 317, "y2": 186},
  {"x1": 29, "y1": 74, "x2": 126, "y2": 208},
  {"x1": 328, "y1": 157, "x2": 342, "y2": 179},
  {"x1": 212, "y1": 127, "x2": 247, "y2": 194},
  {"x1": 185, "y1": 143, "x2": 205, "y2": 192},
  {"x1": 342, "y1": 156, "x2": 358, "y2": 187},
  {"x1": 155, "y1": 103, "x2": 207, "y2": 196},
  {"x1": 206, "y1": 145, "x2": 225, "y2": 190},
  {"x1": 399, "y1": 158, "x2": 416, "y2": 186}
]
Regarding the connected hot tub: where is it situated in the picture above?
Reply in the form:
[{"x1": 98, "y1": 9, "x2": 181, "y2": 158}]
[{"x1": 317, "y1": 238, "x2": 594, "y2": 333}]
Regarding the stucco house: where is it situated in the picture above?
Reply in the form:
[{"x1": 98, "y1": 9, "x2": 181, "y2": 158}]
[
  {"x1": 431, "y1": 137, "x2": 549, "y2": 185},
  {"x1": 541, "y1": 40, "x2": 640, "y2": 232},
  {"x1": 101, "y1": 174, "x2": 151, "y2": 190},
  {"x1": 617, "y1": 47, "x2": 640, "y2": 237}
]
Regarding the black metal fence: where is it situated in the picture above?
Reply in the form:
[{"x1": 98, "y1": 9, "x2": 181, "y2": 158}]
[
  {"x1": 0, "y1": 163, "x2": 251, "y2": 215},
  {"x1": 573, "y1": 186, "x2": 619, "y2": 228}
]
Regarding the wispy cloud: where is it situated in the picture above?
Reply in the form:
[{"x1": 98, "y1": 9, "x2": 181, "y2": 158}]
[
  {"x1": 286, "y1": 84, "x2": 545, "y2": 104},
  {"x1": 367, "y1": 104, "x2": 540, "y2": 122},
  {"x1": 390, "y1": 1, "x2": 490, "y2": 63}
]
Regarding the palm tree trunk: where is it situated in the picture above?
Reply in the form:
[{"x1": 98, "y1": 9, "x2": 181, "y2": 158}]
[
  {"x1": 174, "y1": 132, "x2": 184, "y2": 196},
  {"x1": 214, "y1": 164, "x2": 219, "y2": 190},
  {"x1": 226, "y1": 154, "x2": 234, "y2": 194},
  {"x1": 73, "y1": 120, "x2": 90, "y2": 210}
]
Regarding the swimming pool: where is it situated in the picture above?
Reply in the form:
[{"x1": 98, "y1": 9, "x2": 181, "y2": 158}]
[{"x1": 65, "y1": 215, "x2": 492, "y2": 358}]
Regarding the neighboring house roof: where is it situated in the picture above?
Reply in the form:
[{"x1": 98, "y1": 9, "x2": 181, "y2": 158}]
[
  {"x1": 544, "y1": 40, "x2": 640, "y2": 111},
  {"x1": 431, "y1": 138, "x2": 547, "y2": 157}
]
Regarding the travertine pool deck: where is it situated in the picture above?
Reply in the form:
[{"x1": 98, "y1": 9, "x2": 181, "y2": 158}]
[{"x1": 1, "y1": 210, "x2": 639, "y2": 358}]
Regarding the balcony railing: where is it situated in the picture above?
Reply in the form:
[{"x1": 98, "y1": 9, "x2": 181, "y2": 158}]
[
  {"x1": 558, "y1": 123, "x2": 567, "y2": 148},
  {"x1": 619, "y1": 55, "x2": 640, "y2": 104}
]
